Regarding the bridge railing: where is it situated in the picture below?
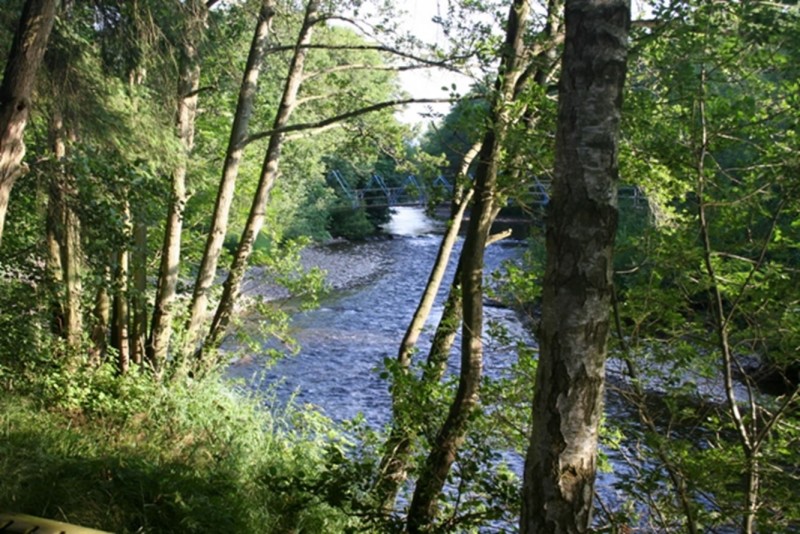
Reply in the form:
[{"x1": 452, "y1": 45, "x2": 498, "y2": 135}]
[{"x1": 328, "y1": 171, "x2": 647, "y2": 210}]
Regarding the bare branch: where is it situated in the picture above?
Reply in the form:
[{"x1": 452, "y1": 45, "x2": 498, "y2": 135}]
[
  {"x1": 267, "y1": 43, "x2": 473, "y2": 74},
  {"x1": 302, "y1": 62, "x2": 443, "y2": 83},
  {"x1": 243, "y1": 97, "x2": 458, "y2": 147}
]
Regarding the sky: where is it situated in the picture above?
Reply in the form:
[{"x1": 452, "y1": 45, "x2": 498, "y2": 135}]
[
  {"x1": 394, "y1": 0, "x2": 656, "y2": 127},
  {"x1": 394, "y1": 1, "x2": 475, "y2": 126}
]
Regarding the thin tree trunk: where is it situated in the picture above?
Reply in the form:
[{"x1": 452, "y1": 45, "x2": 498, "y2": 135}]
[
  {"x1": 131, "y1": 213, "x2": 147, "y2": 366},
  {"x1": 48, "y1": 110, "x2": 83, "y2": 350},
  {"x1": 90, "y1": 268, "x2": 110, "y2": 363},
  {"x1": 45, "y1": 171, "x2": 65, "y2": 339},
  {"x1": 112, "y1": 203, "x2": 131, "y2": 374},
  {"x1": 521, "y1": 2, "x2": 629, "y2": 532},
  {"x1": 185, "y1": 0, "x2": 276, "y2": 351},
  {"x1": 201, "y1": 0, "x2": 319, "y2": 356},
  {"x1": 694, "y1": 67, "x2": 758, "y2": 533},
  {"x1": 61, "y1": 175, "x2": 82, "y2": 349},
  {"x1": 147, "y1": 0, "x2": 208, "y2": 371},
  {"x1": 0, "y1": 0, "x2": 57, "y2": 247},
  {"x1": 407, "y1": 2, "x2": 530, "y2": 530},
  {"x1": 374, "y1": 142, "x2": 479, "y2": 511}
]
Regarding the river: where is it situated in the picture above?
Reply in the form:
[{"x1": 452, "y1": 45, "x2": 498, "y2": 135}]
[
  {"x1": 227, "y1": 206, "x2": 627, "y2": 527},
  {"x1": 230, "y1": 207, "x2": 531, "y2": 426}
]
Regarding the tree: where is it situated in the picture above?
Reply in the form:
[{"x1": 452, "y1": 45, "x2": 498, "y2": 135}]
[
  {"x1": 406, "y1": 1, "x2": 531, "y2": 529},
  {"x1": 0, "y1": 0, "x2": 57, "y2": 247},
  {"x1": 520, "y1": 1, "x2": 629, "y2": 533},
  {"x1": 609, "y1": 2, "x2": 800, "y2": 531},
  {"x1": 183, "y1": 0, "x2": 275, "y2": 354},
  {"x1": 147, "y1": 0, "x2": 217, "y2": 371},
  {"x1": 201, "y1": 0, "x2": 321, "y2": 355}
]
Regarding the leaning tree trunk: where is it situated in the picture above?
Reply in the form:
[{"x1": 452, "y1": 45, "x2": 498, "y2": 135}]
[
  {"x1": 185, "y1": 0, "x2": 276, "y2": 352},
  {"x1": 0, "y1": 0, "x2": 57, "y2": 247},
  {"x1": 201, "y1": 0, "x2": 319, "y2": 356},
  {"x1": 147, "y1": 0, "x2": 208, "y2": 371},
  {"x1": 406, "y1": 2, "x2": 530, "y2": 530},
  {"x1": 375, "y1": 142, "x2": 479, "y2": 512},
  {"x1": 520, "y1": 2, "x2": 629, "y2": 533}
]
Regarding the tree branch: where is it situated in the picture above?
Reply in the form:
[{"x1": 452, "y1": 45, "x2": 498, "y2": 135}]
[
  {"x1": 267, "y1": 43, "x2": 473, "y2": 74},
  {"x1": 243, "y1": 97, "x2": 458, "y2": 147}
]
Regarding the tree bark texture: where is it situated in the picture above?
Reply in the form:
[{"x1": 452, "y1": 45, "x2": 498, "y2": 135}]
[
  {"x1": 202, "y1": 0, "x2": 318, "y2": 354},
  {"x1": 520, "y1": 2, "x2": 629, "y2": 533},
  {"x1": 0, "y1": 0, "x2": 58, "y2": 247},
  {"x1": 147, "y1": 0, "x2": 208, "y2": 371},
  {"x1": 406, "y1": 1, "x2": 530, "y2": 530},
  {"x1": 185, "y1": 0, "x2": 276, "y2": 351}
]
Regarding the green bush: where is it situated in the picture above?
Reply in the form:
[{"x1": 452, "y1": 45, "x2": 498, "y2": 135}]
[{"x1": 328, "y1": 207, "x2": 378, "y2": 240}]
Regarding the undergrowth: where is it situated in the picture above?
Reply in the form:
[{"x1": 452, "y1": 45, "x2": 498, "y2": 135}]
[{"x1": 0, "y1": 363, "x2": 359, "y2": 533}]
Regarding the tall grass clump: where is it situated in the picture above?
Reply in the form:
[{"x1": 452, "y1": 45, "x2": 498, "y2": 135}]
[{"x1": 0, "y1": 362, "x2": 359, "y2": 533}]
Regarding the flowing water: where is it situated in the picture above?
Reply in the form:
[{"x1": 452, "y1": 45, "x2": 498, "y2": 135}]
[
  {"x1": 230, "y1": 207, "x2": 530, "y2": 427},
  {"x1": 228, "y1": 206, "x2": 628, "y2": 526}
]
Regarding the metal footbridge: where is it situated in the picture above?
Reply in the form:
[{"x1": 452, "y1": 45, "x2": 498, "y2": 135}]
[{"x1": 327, "y1": 170, "x2": 644, "y2": 209}]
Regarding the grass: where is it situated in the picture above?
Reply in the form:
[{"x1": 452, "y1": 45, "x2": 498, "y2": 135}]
[{"x1": 0, "y1": 365, "x2": 357, "y2": 533}]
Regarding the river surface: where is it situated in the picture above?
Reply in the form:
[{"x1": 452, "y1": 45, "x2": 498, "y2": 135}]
[
  {"x1": 229, "y1": 207, "x2": 530, "y2": 427},
  {"x1": 227, "y1": 206, "x2": 627, "y2": 525}
]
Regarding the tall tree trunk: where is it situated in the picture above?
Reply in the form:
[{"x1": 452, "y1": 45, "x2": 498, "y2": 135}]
[
  {"x1": 61, "y1": 173, "x2": 82, "y2": 349},
  {"x1": 0, "y1": 0, "x2": 57, "y2": 247},
  {"x1": 112, "y1": 203, "x2": 131, "y2": 374},
  {"x1": 406, "y1": 2, "x2": 530, "y2": 530},
  {"x1": 47, "y1": 110, "x2": 83, "y2": 350},
  {"x1": 185, "y1": 0, "x2": 276, "y2": 352},
  {"x1": 147, "y1": 0, "x2": 208, "y2": 371},
  {"x1": 45, "y1": 173, "x2": 65, "y2": 339},
  {"x1": 201, "y1": 0, "x2": 319, "y2": 356},
  {"x1": 520, "y1": 2, "x2": 629, "y2": 533},
  {"x1": 374, "y1": 142, "x2": 479, "y2": 511}
]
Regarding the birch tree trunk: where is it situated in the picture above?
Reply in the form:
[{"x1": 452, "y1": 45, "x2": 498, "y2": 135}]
[
  {"x1": 406, "y1": 2, "x2": 530, "y2": 529},
  {"x1": 0, "y1": 0, "x2": 57, "y2": 247},
  {"x1": 185, "y1": 0, "x2": 276, "y2": 351},
  {"x1": 202, "y1": 0, "x2": 319, "y2": 355},
  {"x1": 521, "y1": 2, "x2": 629, "y2": 532},
  {"x1": 147, "y1": 0, "x2": 208, "y2": 370}
]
